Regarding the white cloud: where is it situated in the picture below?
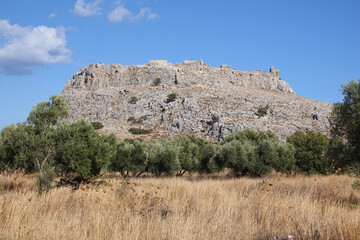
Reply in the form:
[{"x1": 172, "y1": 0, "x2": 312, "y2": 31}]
[
  {"x1": 134, "y1": 7, "x2": 151, "y2": 20},
  {"x1": 48, "y1": 13, "x2": 57, "y2": 18},
  {"x1": 72, "y1": 0, "x2": 102, "y2": 17},
  {"x1": 0, "y1": 20, "x2": 71, "y2": 75},
  {"x1": 147, "y1": 13, "x2": 158, "y2": 20},
  {"x1": 108, "y1": 5, "x2": 158, "y2": 23},
  {"x1": 108, "y1": 5, "x2": 132, "y2": 23}
]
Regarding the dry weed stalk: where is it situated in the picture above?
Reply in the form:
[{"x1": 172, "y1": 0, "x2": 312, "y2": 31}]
[{"x1": 0, "y1": 174, "x2": 360, "y2": 239}]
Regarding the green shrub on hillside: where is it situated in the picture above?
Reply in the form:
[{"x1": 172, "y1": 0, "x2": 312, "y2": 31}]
[
  {"x1": 153, "y1": 78, "x2": 161, "y2": 86},
  {"x1": 129, "y1": 128, "x2": 152, "y2": 135},
  {"x1": 129, "y1": 96, "x2": 139, "y2": 104},
  {"x1": 91, "y1": 122, "x2": 104, "y2": 130},
  {"x1": 257, "y1": 105, "x2": 269, "y2": 118},
  {"x1": 167, "y1": 93, "x2": 177, "y2": 102},
  {"x1": 212, "y1": 115, "x2": 219, "y2": 123}
]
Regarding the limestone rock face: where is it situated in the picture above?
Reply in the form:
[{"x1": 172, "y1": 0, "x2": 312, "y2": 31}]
[{"x1": 60, "y1": 60, "x2": 332, "y2": 141}]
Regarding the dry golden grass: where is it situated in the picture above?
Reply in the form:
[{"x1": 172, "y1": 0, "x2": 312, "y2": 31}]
[{"x1": 1, "y1": 173, "x2": 360, "y2": 240}]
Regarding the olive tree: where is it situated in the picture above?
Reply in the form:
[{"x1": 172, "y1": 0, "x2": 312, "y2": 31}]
[
  {"x1": 145, "y1": 139, "x2": 181, "y2": 176},
  {"x1": 0, "y1": 135, "x2": 5, "y2": 170},
  {"x1": 331, "y1": 80, "x2": 360, "y2": 163},
  {"x1": 109, "y1": 140, "x2": 147, "y2": 177},
  {"x1": 1, "y1": 95, "x2": 68, "y2": 192},
  {"x1": 175, "y1": 135, "x2": 200, "y2": 175},
  {"x1": 211, "y1": 129, "x2": 296, "y2": 177},
  {"x1": 55, "y1": 120, "x2": 117, "y2": 179}
]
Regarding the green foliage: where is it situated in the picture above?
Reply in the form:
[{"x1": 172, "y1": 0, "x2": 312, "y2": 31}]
[
  {"x1": 153, "y1": 78, "x2": 161, "y2": 86},
  {"x1": 210, "y1": 140, "x2": 255, "y2": 176},
  {"x1": 331, "y1": 80, "x2": 360, "y2": 161},
  {"x1": 109, "y1": 140, "x2": 147, "y2": 176},
  {"x1": 211, "y1": 115, "x2": 219, "y2": 123},
  {"x1": 145, "y1": 139, "x2": 181, "y2": 176},
  {"x1": 54, "y1": 120, "x2": 117, "y2": 179},
  {"x1": 272, "y1": 142, "x2": 296, "y2": 173},
  {"x1": 129, "y1": 128, "x2": 152, "y2": 135},
  {"x1": 256, "y1": 139, "x2": 296, "y2": 174},
  {"x1": 0, "y1": 95, "x2": 70, "y2": 195},
  {"x1": 211, "y1": 129, "x2": 296, "y2": 177},
  {"x1": 287, "y1": 130, "x2": 330, "y2": 174},
  {"x1": 1, "y1": 123, "x2": 34, "y2": 171},
  {"x1": 175, "y1": 135, "x2": 200, "y2": 175},
  {"x1": 127, "y1": 117, "x2": 142, "y2": 124},
  {"x1": 3, "y1": 115, "x2": 112, "y2": 182},
  {"x1": 326, "y1": 135, "x2": 349, "y2": 172},
  {"x1": 91, "y1": 122, "x2": 104, "y2": 130},
  {"x1": 3, "y1": 94, "x2": 351, "y2": 180},
  {"x1": 225, "y1": 128, "x2": 278, "y2": 144},
  {"x1": 129, "y1": 96, "x2": 139, "y2": 104},
  {"x1": 167, "y1": 93, "x2": 177, "y2": 102},
  {"x1": 1, "y1": 96, "x2": 68, "y2": 173},
  {"x1": 37, "y1": 164, "x2": 56, "y2": 195},
  {"x1": 198, "y1": 143, "x2": 217, "y2": 173},
  {"x1": 0, "y1": 136, "x2": 5, "y2": 171},
  {"x1": 257, "y1": 105, "x2": 269, "y2": 118},
  {"x1": 27, "y1": 95, "x2": 68, "y2": 133}
]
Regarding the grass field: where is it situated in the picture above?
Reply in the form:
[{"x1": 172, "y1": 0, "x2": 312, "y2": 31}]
[{"x1": 1, "y1": 172, "x2": 360, "y2": 240}]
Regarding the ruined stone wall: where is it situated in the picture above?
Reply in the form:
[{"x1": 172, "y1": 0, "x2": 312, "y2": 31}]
[{"x1": 64, "y1": 60, "x2": 295, "y2": 94}]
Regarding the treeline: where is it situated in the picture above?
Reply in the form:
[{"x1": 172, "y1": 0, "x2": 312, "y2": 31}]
[
  {"x1": 0, "y1": 97, "x2": 352, "y2": 180},
  {"x1": 1, "y1": 79, "x2": 360, "y2": 192}
]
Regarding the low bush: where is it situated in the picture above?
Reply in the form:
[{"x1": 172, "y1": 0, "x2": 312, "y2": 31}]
[
  {"x1": 167, "y1": 93, "x2": 177, "y2": 102},
  {"x1": 129, "y1": 96, "x2": 139, "y2": 104},
  {"x1": 129, "y1": 128, "x2": 153, "y2": 135},
  {"x1": 257, "y1": 105, "x2": 269, "y2": 118},
  {"x1": 91, "y1": 122, "x2": 104, "y2": 130},
  {"x1": 127, "y1": 117, "x2": 142, "y2": 124},
  {"x1": 212, "y1": 115, "x2": 219, "y2": 123},
  {"x1": 153, "y1": 78, "x2": 161, "y2": 86}
]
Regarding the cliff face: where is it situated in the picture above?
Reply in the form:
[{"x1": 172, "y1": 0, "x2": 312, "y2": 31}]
[{"x1": 60, "y1": 60, "x2": 332, "y2": 141}]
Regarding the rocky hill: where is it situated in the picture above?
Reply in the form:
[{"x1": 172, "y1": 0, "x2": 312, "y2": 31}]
[{"x1": 60, "y1": 60, "x2": 333, "y2": 141}]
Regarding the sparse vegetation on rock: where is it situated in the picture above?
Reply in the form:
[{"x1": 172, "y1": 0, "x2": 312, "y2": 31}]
[
  {"x1": 167, "y1": 93, "x2": 177, "y2": 102},
  {"x1": 153, "y1": 78, "x2": 161, "y2": 86},
  {"x1": 129, "y1": 128, "x2": 153, "y2": 135},
  {"x1": 129, "y1": 96, "x2": 139, "y2": 104},
  {"x1": 91, "y1": 121, "x2": 104, "y2": 130},
  {"x1": 211, "y1": 115, "x2": 219, "y2": 123},
  {"x1": 127, "y1": 116, "x2": 142, "y2": 124},
  {"x1": 257, "y1": 105, "x2": 269, "y2": 118}
]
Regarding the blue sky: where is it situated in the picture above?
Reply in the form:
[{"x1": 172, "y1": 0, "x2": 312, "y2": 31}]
[{"x1": 0, "y1": 0, "x2": 359, "y2": 130}]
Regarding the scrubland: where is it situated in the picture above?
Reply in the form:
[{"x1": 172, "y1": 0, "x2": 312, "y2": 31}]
[{"x1": 1, "y1": 172, "x2": 360, "y2": 240}]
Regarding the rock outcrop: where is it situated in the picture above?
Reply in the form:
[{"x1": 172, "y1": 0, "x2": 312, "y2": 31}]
[{"x1": 60, "y1": 60, "x2": 332, "y2": 141}]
